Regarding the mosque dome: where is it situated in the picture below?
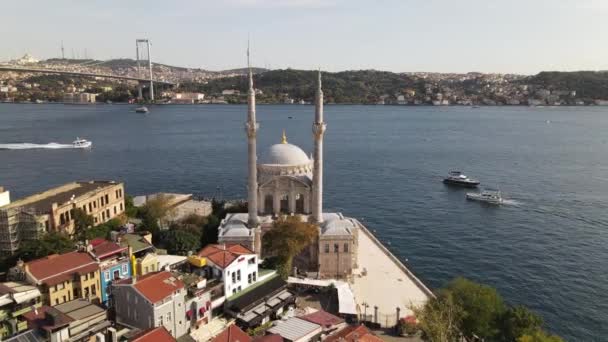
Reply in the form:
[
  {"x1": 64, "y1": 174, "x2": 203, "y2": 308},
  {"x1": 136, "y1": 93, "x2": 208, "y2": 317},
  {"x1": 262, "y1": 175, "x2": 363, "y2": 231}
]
[{"x1": 260, "y1": 130, "x2": 311, "y2": 166}]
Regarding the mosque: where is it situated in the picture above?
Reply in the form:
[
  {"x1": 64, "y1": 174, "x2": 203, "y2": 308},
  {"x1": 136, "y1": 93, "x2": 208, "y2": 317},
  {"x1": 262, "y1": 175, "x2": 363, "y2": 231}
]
[{"x1": 217, "y1": 67, "x2": 359, "y2": 278}]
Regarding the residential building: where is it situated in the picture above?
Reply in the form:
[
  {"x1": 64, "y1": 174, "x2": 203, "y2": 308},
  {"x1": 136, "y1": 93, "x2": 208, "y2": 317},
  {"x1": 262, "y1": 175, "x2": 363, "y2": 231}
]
[
  {"x1": 324, "y1": 325, "x2": 383, "y2": 342},
  {"x1": 0, "y1": 181, "x2": 125, "y2": 254},
  {"x1": 299, "y1": 309, "x2": 346, "y2": 335},
  {"x1": 195, "y1": 244, "x2": 259, "y2": 297},
  {"x1": 224, "y1": 275, "x2": 295, "y2": 329},
  {"x1": 89, "y1": 239, "x2": 131, "y2": 306},
  {"x1": 317, "y1": 214, "x2": 359, "y2": 279},
  {"x1": 129, "y1": 326, "x2": 176, "y2": 342},
  {"x1": 23, "y1": 299, "x2": 110, "y2": 342},
  {"x1": 22, "y1": 250, "x2": 101, "y2": 306},
  {"x1": 267, "y1": 317, "x2": 322, "y2": 342},
  {"x1": 211, "y1": 324, "x2": 251, "y2": 342},
  {"x1": 0, "y1": 282, "x2": 42, "y2": 339},
  {"x1": 172, "y1": 92, "x2": 205, "y2": 104},
  {"x1": 112, "y1": 271, "x2": 188, "y2": 339},
  {"x1": 63, "y1": 92, "x2": 96, "y2": 104},
  {"x1": 180, "y1": 273, "x2": 213, "y2": 330}
]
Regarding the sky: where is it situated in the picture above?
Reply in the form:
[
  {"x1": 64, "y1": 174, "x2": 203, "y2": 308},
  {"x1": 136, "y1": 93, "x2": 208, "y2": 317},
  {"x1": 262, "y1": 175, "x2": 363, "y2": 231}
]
[{"x1": 1, "y1": 0, "x2": 607, "y2": 74}]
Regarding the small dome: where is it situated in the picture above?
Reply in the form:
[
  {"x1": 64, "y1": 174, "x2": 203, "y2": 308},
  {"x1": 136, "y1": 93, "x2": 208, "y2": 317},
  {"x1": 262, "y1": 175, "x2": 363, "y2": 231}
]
[{"x1": 262, "y1": 143, "x2": 311, "y2": 166}]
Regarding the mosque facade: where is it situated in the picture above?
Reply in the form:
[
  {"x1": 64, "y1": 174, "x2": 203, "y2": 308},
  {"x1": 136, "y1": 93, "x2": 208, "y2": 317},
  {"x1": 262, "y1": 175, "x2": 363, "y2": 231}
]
[{"x1": 218, "y1": 67, "x2": 358, "y2": 279}]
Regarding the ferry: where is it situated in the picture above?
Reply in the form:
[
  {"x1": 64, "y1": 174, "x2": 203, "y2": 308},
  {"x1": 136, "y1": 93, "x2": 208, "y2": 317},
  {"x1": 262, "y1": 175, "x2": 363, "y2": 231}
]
[
  {"x1": 73, "y1": 138, "x2": 92, "y2": 149},
  {"x1": 135, "y1": 106, "x2": 149, "y2": 113},
  {"x1": 466, "y1": 188, "x2": 503, "y2": 204},
  {"x1": 443, "y1": 171, "x2": 480, "y2": 188}
]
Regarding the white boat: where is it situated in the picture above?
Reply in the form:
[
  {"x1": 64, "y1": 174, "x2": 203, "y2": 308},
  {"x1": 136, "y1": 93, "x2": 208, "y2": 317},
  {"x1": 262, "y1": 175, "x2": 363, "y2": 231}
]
[
  {"x1": 73, "y1": 137, "x2": 92, "y2": 149},
  {"x1": 135, "y1": 106, "x2": 149, "y2": 113},
  {"x1": 443, "y1": 171, "x2": 480, "y2": 188},
  {"x1": 466, "y1": 188, "x2": 503, "y2": 204}
]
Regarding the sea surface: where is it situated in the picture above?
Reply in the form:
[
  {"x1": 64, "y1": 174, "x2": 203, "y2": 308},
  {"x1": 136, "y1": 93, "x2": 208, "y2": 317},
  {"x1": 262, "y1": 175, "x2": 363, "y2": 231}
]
[{"x1": 1, "y1": 103, "x2": 608, "y2": 341}]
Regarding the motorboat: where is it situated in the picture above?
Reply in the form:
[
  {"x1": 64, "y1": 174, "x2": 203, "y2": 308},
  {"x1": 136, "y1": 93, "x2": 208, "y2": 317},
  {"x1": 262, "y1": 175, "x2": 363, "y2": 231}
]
[
  {"x1": 73, "y1": 137, "x2": 92, "y2": 149},
  {"x1": 466, "y1": 188, "x2": 503, "y2": 205},
  {"x1": 443, "y1": 171, "x2": 480, "y2": 188},
  {"x1": 135, "y1": 106, "x2": 149, "y2": 113}
]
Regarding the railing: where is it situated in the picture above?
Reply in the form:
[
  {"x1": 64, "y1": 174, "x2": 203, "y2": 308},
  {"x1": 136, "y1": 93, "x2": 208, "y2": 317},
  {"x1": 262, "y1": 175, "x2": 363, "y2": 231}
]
[
  {"x1": 16, "y1": 320, "x2": 28, "y2": 332},
  {"x1": 12, "y1": 302, "x2": 41, "y2": 317}
]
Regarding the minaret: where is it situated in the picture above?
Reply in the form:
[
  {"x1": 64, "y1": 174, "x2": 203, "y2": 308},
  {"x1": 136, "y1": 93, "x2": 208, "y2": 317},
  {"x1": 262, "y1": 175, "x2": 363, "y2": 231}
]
[
  {"x1": 312, "y1": 70, "x2": 326, "y2": 223},
  {"x1": 245, "y1": 44, "x2": 259, "y2": 227}
]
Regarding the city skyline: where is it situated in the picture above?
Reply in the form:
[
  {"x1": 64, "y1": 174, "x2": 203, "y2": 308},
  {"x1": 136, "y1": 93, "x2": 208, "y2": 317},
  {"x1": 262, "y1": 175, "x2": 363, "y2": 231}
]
[{"x1": 2, "y1": 0, "x2": 608, "y2": 74}]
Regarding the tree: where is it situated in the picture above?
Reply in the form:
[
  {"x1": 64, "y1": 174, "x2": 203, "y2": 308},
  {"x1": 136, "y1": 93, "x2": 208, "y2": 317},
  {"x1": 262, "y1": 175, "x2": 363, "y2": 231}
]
[
  {"x1": 158, "y1": 230, "x2": 201, "y2": 256},
  {"x1": 124, "y1": 195, "x2": 138, "y2": 218},
  {"x1": 84, "y1": 218, "x2": 123, "y2": 241},
  {"x1": 17, "y1": 232, "x2": 75, "y2": 261},
  {"x1": 517, "y1": 330, "x2": 564, "y2": 342},
  {"x1": 412, "y1": 292, "x2": 463, "y2": 342},
  {"x1": 445, "y1": 277, "x2": 506, "y2": 339},
  {"x1": 500, "y1": 306, "x2": 544, "y2": 341},
  {"x1": 138, "y1": 194, "x2": 174, "y2": 235},
  {"x1": 262, "y1": 215, "x2": 318, "y2": 278},
  {"x1": 73, "y1": 208, "x2": 94, "y2": 242}
]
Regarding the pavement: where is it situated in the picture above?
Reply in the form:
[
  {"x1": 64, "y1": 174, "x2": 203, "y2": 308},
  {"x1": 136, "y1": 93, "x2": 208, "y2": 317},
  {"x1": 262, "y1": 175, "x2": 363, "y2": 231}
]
[
  {"x1": 351, "y1": 227, "x2": 431, "y2": 320},
  {"x1": 189, "y1": 316, "x2": 232, "y2": 342}
]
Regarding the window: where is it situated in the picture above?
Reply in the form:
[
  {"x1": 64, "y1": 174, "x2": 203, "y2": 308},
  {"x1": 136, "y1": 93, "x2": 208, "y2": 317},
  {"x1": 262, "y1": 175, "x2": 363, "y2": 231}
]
[
  {"x1": 248, "y1": 273, "x2": 252, "y2": 284},
  {"x1": 253, "y1": 272, "x2": 257, "y2": 282},
  {"x1": 344, "y1": 243, "x2": 349, "y2": 253},
  {"x1": 63, "y1": 295, "x2": 66, "y2": 303},
  {"x1": 334, "y1": 244, "x2": 339, "y2": 253},
  {"x1": 106, "y1": 209, "x2": 110, "y2": 218},
  {"x1": 105, "y1": 194, "x2": 109, "y2": 204},
  {"x1": 84, "y1": 273, "x2": 88, "y2": 281},
  {"x1": 102, "y1": 211, "x2": 106, "y2": 220},
  {"x1": 57, "y1": 283, "x2": 64, "y2": 290},
  {"x1": 89, "y1": 203, "x2": 93, "y2": 212},
  {"x1": 324, "y1": 244, "x2": 329, "y2": 253},
  {"x1": 120, "y1": 203, "x2": 123, "y2": 211},
  {"x1": 105, "y1": 271, "x2": 110, "y2": 281},
  {"x1": 122, "y1": 264, "x2": 128, "y2": 274},
  {"x1": 114, "y1": 206, "x2": 117, "y2": 215},
  {"x1": 60, "y1": 213, "x2": 65, "y2": 225},
  {"x1": 167, "y1": 312, "x2": 171, "y2": 321},
  {"x1": 91, "y1": 284, "x2": 96, "y2": 295},
  {"x1": 100, "y1": 196, "x2": 104, "y2": 206},
  {"x1": 94, "y1": 217, "x2": 98, "y2": 224},
  {"x1": 237, "y1": 270, "x2": 241, "y2": 281},
  {"x1": 238, "y1": 286, "x2": 242, "y2": 291},
  {"x1": 233, "y1": 289, "x2": 236, "y2": 294},
  {"x1": 82, "y1": 205, "x2": 86, "y2": 213},
  {"x1": 55, "y1": 298, "x2": 59, "y2": 305},
  {"x1": 248, "y1": 257, "x2": 255, "y2": 265},
  {"x1": 231, "y1": 272, "x2": 236, "y2": 284},
  {"x1": 93, "y1": 201, "x2": 97, "y2": 209}
]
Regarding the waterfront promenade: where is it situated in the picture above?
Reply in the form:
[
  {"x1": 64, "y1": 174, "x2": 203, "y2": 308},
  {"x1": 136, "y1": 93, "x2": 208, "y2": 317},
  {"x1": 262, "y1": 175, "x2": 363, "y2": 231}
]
[{"x1": 351, "y1": 222, "x2": 433, "y2": 322}]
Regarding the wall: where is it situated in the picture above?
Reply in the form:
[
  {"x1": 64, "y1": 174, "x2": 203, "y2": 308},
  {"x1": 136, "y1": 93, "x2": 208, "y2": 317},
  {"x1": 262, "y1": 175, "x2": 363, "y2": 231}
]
[
  {"x1": 223, "y1": 254, "x2": 258, "y2": 297},
  {"x1": 112, "y1": 285, "x2": 154, "y2": 331},
  {"x1": 318, "y1": 237, "x2": 354, "y2": 279},
  {"x1": 47, "y1": 281, "x2": 75, "y2": 306},
  {"x1": 137, "y1": 253, "x2": 158, "y2": 276},
  {"x1": 100, "y1": 260, "x2": 130, "y2": 304},
  {"x1": 153, "y1": 289, "x2": 188, "y2": 338}
]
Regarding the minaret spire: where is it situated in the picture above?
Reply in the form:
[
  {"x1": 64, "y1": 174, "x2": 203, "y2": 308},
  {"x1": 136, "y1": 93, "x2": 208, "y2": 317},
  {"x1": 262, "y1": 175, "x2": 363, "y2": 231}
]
[
  {"x1": 246, "y1": 40, "x2": 259, "y2": 227},
  {"x1": 312, "y1": 69, "x2": 326, "y2": 223}
]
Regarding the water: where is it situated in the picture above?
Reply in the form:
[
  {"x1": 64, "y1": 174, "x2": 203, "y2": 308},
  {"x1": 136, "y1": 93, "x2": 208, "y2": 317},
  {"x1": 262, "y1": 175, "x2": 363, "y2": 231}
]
[{"x1": 1, "y1": 103, "x2": 608, "y2": 341}]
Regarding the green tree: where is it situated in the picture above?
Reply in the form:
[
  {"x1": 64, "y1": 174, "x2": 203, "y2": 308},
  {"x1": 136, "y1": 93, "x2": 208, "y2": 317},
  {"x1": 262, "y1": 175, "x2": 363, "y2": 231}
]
[
  {"x1": 17, "y1": 232, "x2": 75, "y2": 261},
  {"x1": 517, "y1": 330, "x2": 564, "y2": 342},
  {"x1": 138, "y1": 194, "x2": 174, "y2": 235},
  {"x1": 124, "y1": 195, "x2": 139, "y2": 218},
  {"x1": 500, "y1": 306, "x2": 544, "y2": 341},
  {"x1": 158, "y1": 230, "x2": 201, "y2": 255},
  {"x1": 445, "y1": 277, "x2": 506, "y2": 339},
  {"x1": 262, "y1": 215, "x2": 318, "y2": 278},
  {"x1": 412, "y1": 292, "x2": 463, "y2": 342},
  {"x1": 73, "y1": 208, "x2": 94, "y2": 242}
]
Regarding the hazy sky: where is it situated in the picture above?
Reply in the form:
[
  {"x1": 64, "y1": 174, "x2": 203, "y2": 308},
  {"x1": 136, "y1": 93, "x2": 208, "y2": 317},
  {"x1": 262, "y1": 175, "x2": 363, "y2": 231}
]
[{"x1": 2, "y1": 0, "x2": 607, "y2": 74}]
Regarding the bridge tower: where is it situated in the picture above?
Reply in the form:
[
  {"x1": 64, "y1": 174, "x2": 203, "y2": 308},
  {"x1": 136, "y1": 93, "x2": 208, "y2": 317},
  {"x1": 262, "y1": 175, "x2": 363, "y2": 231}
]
[{"x1": 136, "y1": 39, "x2": 154, "y2": 101}]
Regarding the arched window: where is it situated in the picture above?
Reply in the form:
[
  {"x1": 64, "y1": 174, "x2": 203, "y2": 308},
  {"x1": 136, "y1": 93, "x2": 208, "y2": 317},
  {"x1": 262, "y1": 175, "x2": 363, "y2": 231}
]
[
  {"x1": 280, "y1": 194, "x2": 289, "y2": 213},
  {"x1": 264, "y1": 195, "x2": 273, "y2": 215},
  {"x1": 295, "y1": 193, "x2": 305, "y2": 213}
]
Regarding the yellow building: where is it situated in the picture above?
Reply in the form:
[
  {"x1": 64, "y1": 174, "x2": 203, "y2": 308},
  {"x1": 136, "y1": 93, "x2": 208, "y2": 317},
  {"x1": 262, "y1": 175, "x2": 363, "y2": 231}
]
[
  {"x1": 0, "y1": 181, "x2": 125, "y2": 255},
  {"x1": 21, "y1": 250, "x2": 101, "y2": 306}
]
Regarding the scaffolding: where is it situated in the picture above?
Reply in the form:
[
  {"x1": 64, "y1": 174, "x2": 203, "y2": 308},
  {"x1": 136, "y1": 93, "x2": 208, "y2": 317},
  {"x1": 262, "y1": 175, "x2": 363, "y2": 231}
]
[{"x1": 0, "y1": 207, "x2": 39, "y2": 255}]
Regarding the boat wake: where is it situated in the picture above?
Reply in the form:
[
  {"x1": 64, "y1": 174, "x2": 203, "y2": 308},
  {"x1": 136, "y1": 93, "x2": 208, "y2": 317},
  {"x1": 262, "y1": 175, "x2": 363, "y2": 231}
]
[
  {"x1": 0, "y1": 143, "x2": 76, "y2": 150},
  {"x1": 501, "y1": 199, "x2": 522, "y2": 206}
]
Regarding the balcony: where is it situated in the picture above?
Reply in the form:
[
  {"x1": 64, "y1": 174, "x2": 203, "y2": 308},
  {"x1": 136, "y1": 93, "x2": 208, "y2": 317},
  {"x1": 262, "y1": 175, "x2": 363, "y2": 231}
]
[
  {"x1": 16, "y1": 320, "x2": 28, "y2": 332},
  {"x1": 12, "y1": 302, "x2": 41, "y2": 317}
]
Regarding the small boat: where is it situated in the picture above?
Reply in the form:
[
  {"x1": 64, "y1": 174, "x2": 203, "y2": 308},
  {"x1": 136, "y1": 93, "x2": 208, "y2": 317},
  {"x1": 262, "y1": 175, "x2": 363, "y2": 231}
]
[
  {"x1": 466, "y1": 188, "x2": 503, "y2": 205},
  {"x1": 288, "y1": 116, "x2": 293, "y2": 119},
  {"x1": 472, "y1": 105, "x2": 480, "y2": 109},
  {"x1": 443, "y1": 171, "x2": 480, "y2": 188},
  {"x1": 135, "y1": 106, "x2": 149, "y2": 113},
  {"x1": 73, "y1": 137, "x2": 92, "y2": 149}
]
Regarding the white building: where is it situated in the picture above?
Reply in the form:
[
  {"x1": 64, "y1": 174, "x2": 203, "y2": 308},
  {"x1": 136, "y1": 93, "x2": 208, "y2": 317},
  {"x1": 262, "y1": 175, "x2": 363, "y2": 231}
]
[{"x1": 195, "y1": 244, "x2": 259, "y2": 297}]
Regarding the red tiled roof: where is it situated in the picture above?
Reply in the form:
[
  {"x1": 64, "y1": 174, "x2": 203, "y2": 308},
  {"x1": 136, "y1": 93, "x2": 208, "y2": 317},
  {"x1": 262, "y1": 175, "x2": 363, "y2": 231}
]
[
  {"x1": 253, "y1": 334, "x2": 283, "y2": 342},
  {"x1": 300, "y1": 309, "x2": 345, "y2": 328},
  {"x1": 325, "y1": 325, "x2": 383, "y2": 342},
  {"x1": 130, "y1": 326, "x2": 176, "y2": 342},
  {"x1": 90, "y1": 238, "x2": 106, "y2": 247},
  {"x1": 212, "y1": 324, "x2": 252, "y2": 342},
  {"x1": 91, "y1": 240, "x2": 127, "y2": 259},
  {"x1": 26, "y1": 251, "x2": 99, "y2": 286},
  {"x1": 133, "y1": 271, "x2": 184, "y2": 304},
  {"x1": 198, "y1": 244, "x2": 254, "y2": 269}
]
